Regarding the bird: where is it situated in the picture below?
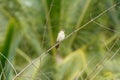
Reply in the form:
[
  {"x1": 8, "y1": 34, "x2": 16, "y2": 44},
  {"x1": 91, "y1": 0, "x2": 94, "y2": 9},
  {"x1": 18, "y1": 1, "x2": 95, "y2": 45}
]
[{"x1": 56, "y1": 30, "x2": 65, "y2": 49}]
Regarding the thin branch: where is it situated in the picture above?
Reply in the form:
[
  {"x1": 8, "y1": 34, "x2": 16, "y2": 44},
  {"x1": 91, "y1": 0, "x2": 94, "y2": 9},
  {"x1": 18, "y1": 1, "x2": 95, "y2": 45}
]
[
  {"x1": 0, "y1": 52, "x2": 17, "y2": 75},
  {"x1": 75, "y1": 56, "x2": 94, "y2": 80},
  {"x1": 92, "y1": 20, "x2": 120, "y2": 33},
  {"x1": 41, "y1": 0, "x2": 55, "y2": 47},
  {"x1": 85, "y1": 36, "x2": 120, "y2": 80},
  {"x1": 65, "y1": 2, "x2": 119, "y2": 40},
  {"x1": 0, "y1": 62, "x2": 6, "y2": 80},
  {"x1": 90, "y1": 45, "x2": 120, "y2": 80}
]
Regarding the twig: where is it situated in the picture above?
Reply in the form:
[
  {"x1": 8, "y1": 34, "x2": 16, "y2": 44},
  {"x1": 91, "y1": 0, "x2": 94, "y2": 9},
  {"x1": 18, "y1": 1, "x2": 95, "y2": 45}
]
[
  {"x1": 85, "y1": 36, "x2": 120, "y2": 80},
  {"x1": 0, "y1": 52, "x2": 17, "y2": 75}
]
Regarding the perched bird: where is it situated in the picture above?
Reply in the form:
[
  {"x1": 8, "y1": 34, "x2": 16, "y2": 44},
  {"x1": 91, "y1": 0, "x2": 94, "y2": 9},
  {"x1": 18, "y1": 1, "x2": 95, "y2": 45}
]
[{"x1": 56, "y1": 30, "x2": 65, "y2": 49}]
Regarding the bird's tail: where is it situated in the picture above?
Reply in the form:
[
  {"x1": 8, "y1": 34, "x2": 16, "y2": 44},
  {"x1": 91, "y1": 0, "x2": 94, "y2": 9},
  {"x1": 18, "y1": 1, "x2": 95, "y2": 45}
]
[{"x1": 55, "y1": 41, "x2": 59, "y2": 49}]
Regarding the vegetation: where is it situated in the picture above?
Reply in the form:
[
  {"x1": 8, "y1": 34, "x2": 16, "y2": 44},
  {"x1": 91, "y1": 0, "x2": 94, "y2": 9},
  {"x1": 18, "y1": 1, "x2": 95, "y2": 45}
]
[{"x1": 0, "y1": 0, "x2": 120, "y2": 80}]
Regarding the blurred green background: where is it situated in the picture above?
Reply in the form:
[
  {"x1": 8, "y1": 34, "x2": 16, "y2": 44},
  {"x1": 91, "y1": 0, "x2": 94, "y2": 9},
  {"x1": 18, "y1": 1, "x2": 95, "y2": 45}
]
[{"x1": 0, "y1": 0, "x2": 120, "y2": 80}]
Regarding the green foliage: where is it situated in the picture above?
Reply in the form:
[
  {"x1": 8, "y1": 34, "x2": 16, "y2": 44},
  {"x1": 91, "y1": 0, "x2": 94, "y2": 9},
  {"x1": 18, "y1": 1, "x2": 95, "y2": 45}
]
[{"x1": 0, "y1": 0, "x2": 120, "y2": 80}]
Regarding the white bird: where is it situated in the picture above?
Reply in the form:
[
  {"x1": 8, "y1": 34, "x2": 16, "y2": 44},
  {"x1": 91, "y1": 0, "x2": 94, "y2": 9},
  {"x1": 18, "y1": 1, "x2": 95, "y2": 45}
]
[{"x1": 56, "y1": 30, "x2": 65, "y2": 49}]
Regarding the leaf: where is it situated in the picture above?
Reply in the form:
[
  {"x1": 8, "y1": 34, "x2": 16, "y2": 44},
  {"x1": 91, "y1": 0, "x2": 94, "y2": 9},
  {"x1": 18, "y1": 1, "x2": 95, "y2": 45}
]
[{"x1": 0, "y1": 20, "x2": 22, "y2": 80}]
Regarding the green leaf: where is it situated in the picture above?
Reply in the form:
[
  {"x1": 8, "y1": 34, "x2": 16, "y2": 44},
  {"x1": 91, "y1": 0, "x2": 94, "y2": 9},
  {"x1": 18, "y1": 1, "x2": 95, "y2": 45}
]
[{"x1": 0, "y1": 20, "x2": 22, "y2": 80}]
